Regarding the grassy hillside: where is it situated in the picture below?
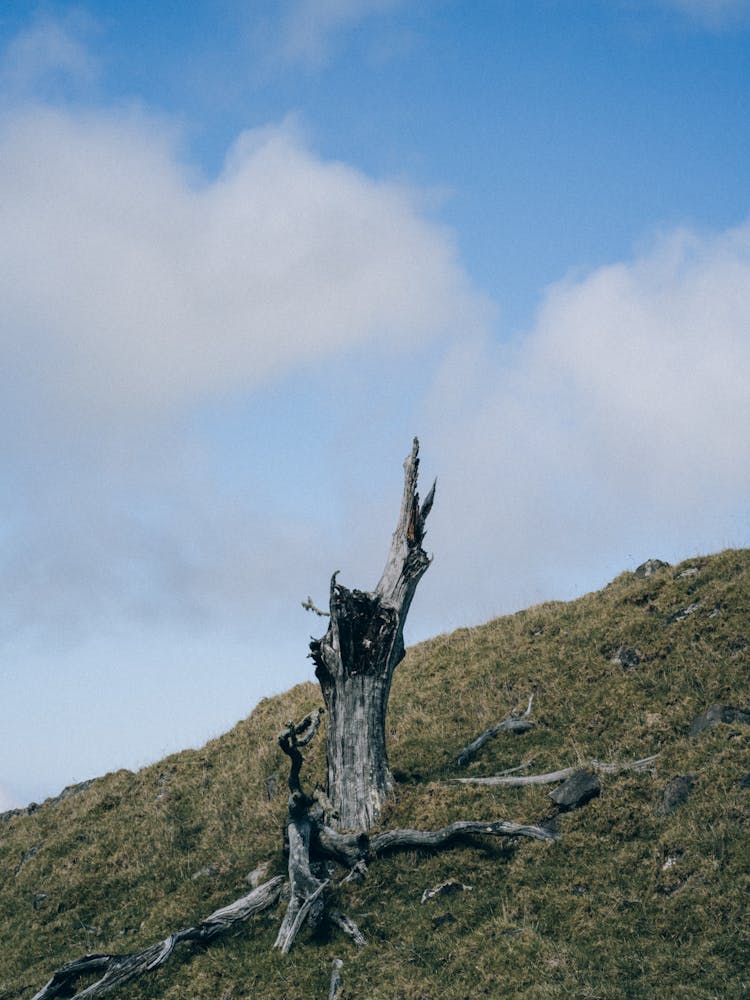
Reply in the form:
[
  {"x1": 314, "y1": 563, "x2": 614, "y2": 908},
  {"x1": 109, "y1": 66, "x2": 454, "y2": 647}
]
[{"x1": 2, "y1": 549, "x2": 749, "y2": 999}]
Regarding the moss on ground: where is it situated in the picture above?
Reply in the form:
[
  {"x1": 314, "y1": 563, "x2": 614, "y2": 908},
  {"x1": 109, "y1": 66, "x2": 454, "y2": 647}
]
[{"x1": 1, "y1": 549, "x2": 749, "y2": 998}]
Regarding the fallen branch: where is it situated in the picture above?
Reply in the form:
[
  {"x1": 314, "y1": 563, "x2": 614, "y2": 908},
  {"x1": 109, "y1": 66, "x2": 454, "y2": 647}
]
[
  {"x1": 455, "y1": 692, "x2": 535, "y2": 767},
  {"x1": 444, "y1": 755, "x2": 659, "y2": 787},
  {"x1": 31, "y1": 876, "x2": 285, "y2": 1000},
  {"x1": 275, "y1": 879, "x2": 329, "y2": 955},
  {"x1": 370, "y1": 819, "x2": 558, "y2": 855}
]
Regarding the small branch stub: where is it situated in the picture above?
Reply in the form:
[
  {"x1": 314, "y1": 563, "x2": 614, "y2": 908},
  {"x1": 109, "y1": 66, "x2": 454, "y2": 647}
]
[{"x1": 301, "y1": 596, "x2": 329, "y2": 617}]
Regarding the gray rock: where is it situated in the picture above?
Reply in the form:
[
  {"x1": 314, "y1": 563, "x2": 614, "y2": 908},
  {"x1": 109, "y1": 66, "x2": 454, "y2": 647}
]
[
  {"x1": 611, "y1": 646, "x2": 641, "y2": 669},
  {"x1": 666, "y1": 602, "x2": 701, "y2": 624},
  {"x1": 635, "y1": 558, "x2": 670, "y2": 579},
  {"x1": 689, "y1": 704, "x2": 750, "y2": 737},
  {"x1": 56, "y1": 778, "x2": 96, "y2": 803},
  {"x1": 739, "y1": 774, "x2": 750, "y2": 789},
  {"x1": 549, "y1": 770, "x2": 600, "y2": 811},
  {"x1": 657, "y1": 775, "x2": 695, "y2": 816},
  {"x1": 2, "y1": 779, "x2": 97, "y2": 823}
]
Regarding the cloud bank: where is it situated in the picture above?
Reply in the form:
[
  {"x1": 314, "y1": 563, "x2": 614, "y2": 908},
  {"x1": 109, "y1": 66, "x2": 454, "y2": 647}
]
[
  {"x1": 0, "y1": 92, "x2": 487, "y2": 642},
  {"x1": 419, "y1": 220, "x2": 750, "y2": 628},
  {"x1": 0, "y1": 107, "x2": 482, "y2": 424}
]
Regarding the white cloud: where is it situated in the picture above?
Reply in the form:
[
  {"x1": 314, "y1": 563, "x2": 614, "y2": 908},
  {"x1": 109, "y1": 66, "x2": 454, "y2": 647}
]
[
  {"x1": 418, "y1": 219, "x2": 750, "y2": 629},
  {"x1": 0, "y1": 12, "x2": 98, "y2": 97},
  {"x1": 0, "y1": 107, "x2": 484, "y2": 424},
  {"x1": 0, "y1": 98, "x2": 487, "y2": 640},
  {"x1": 278, "y1": 0, "x2": 403, "y2": 67},
  {"x1": 657, "y1": 0, "x2": 750, "y2": 27}
]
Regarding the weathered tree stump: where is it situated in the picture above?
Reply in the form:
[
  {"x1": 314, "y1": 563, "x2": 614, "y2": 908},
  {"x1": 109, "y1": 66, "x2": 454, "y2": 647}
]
[{"x1": 310, "y1": 438, "x2": 434, "y2": 830}]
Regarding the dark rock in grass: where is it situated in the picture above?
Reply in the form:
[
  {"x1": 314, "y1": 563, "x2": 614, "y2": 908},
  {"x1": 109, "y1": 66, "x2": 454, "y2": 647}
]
[
  {"x1": 666, "y1": 602, "x2": 701, "y2": 624},
  {"x1": 432, "y1": 913, "x2": 456, "y2": 929},
  {"x1": 689, "y1": 704, "x2": 750, "y2": 737},
  {"x1": 739, "y1": 774, "x2": 750, "y2": 790},
  {"x1": 657, "y1": 775, "x2": 695, "y2": 816},
  {"x1": 611, "y1": 646, "x2": 641, "y2": 669},
  {"x1": 635, "y1": 558, "x2": 670, "y2": 579},
  {"x1": 55, "y1": 778, "x2": 96, "y2": 803},
  {"x1": 549, "y1": 770, "x2": 600, "y2": 811}
]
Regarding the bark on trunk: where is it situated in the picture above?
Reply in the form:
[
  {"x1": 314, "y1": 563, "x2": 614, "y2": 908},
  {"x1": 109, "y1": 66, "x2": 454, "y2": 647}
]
[{"x1": 310, "y1": 438, "x2": 434, "y2": 830}]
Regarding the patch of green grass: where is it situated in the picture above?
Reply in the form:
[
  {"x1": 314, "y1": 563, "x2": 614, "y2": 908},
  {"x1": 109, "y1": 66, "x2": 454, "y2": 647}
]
[{"x1": 2, "y1": 550, "x2": 749, "y2": 999}]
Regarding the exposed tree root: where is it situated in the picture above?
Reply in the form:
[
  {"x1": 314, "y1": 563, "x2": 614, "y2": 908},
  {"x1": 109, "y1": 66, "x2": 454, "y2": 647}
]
[
  {"x1": 370, "y1": 819, "x2": 557, "y2": 853},
  {"x1": 271, "y1": 710, "x2": 558, "y2": 954},
  {"x1": 444, "y1": 755, "x2": 659, "y2": 787},
  {"x1": 454, "y1": 692, "x2": 535, "y2": 766},
  {"x1": 34, "y1": 675, "x2": 594, "y2": 1000},
  {"x1": 31, "y1": 877, "x2": 286, "y2": 1000},
  {"x1": 33, "y1": 707, "x2": 562, "y2": 997}
]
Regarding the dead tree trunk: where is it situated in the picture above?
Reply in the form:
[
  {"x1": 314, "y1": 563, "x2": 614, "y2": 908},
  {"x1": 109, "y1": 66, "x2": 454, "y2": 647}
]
[{"x1": 310, "y1": 438, "x2": 434, "y2": 830}]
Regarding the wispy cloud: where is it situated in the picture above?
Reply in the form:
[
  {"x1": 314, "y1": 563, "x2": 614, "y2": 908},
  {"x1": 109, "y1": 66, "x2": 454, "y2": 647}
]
[
  {"x1": 418, "y1": 219, "x2": 750, "y2": 629},
  {"x1": 656, "y1": 0, "x2": 750, "y2": 28},
  {"x1": 277, "y1": 0, "x2": 403, "y2": 68},
  {"x1": 0, "y1": 11, "x2": 98, "y2": 99}
]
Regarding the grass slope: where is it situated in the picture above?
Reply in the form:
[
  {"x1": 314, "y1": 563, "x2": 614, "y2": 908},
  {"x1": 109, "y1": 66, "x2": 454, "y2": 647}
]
[{"x1": 2, "y1": 550, "x2": 749, "y2": 999}]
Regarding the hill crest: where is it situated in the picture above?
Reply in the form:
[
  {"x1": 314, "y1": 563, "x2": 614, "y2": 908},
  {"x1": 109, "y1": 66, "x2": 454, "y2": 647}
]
[{"x1": 2, "y1": 549, "x2": 749, "y2": 999}]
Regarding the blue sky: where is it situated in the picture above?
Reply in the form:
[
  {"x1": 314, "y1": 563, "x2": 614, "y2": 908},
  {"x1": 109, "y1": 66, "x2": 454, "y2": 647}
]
[{"x1": 1, "y1": 0, "x2": 749, "y2": 810}]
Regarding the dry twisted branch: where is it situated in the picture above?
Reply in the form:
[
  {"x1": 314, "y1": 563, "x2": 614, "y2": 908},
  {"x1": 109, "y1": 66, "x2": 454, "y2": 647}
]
[
  {"x1": 31, "y1": 877, "x2": 285, "y2": 1000},
  {"x1": 454, "y1": 692, "x2": 535, "y2": 767}
]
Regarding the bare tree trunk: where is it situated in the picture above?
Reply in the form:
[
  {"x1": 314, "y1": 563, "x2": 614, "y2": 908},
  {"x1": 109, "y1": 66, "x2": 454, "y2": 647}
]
[{"x1": 310, "y1": 439, "x2": 434, "y2": 830}]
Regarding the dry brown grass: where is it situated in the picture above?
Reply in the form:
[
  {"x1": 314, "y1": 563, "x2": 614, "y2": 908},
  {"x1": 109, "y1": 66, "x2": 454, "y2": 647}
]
[{"x1": 2, "y1": 549, "x2": 749, "y2": 999}]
